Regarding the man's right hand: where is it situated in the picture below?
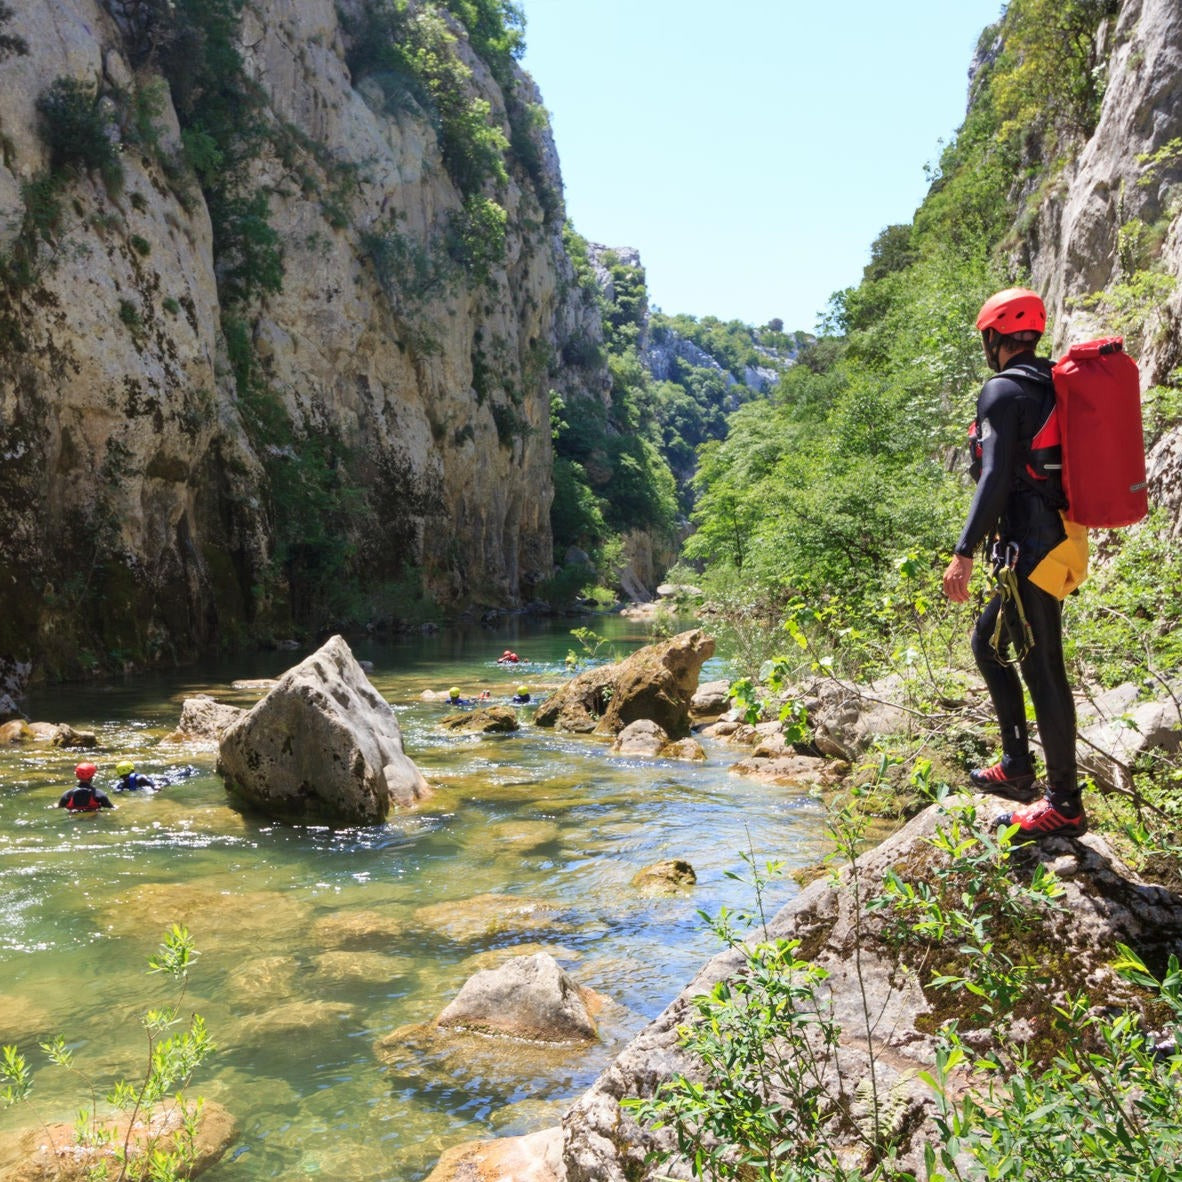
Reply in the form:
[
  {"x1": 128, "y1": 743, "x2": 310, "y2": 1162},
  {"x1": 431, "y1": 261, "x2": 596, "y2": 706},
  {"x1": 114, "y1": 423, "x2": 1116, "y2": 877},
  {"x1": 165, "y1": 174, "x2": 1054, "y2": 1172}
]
[{"x1": 942, "y1": 553, "x2": 974, "y2": 603}]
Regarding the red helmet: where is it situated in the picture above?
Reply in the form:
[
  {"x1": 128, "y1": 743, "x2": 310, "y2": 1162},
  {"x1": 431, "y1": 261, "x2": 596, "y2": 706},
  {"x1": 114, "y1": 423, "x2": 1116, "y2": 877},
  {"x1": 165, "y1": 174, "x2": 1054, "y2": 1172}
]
[
  {"x1": 75, "y1": 762, "x2": 97, "y2": 780},
  {"x1": 976, "y1": 287, "x2": 1046, "y2": 335}
]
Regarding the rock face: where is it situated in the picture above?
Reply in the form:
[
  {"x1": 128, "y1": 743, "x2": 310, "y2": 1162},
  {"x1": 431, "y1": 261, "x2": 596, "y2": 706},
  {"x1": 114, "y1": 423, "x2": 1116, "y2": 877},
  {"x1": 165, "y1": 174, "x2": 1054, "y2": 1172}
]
[
  {"x1": 1023, "y1": 0, "x2": 1182, "y2": 522},
  {"x1": 560, "y1": 797, "x2": 1182, "y2": 1181},
  {"x1": 216, "y1": 634, "x2": 429, "y2": 824},
  {"x1": 0, "y1": 0, "x2": 608, "y2": 688},
  {"x1": 533, "y1": 629, "x2": 715, "y2": 738}
]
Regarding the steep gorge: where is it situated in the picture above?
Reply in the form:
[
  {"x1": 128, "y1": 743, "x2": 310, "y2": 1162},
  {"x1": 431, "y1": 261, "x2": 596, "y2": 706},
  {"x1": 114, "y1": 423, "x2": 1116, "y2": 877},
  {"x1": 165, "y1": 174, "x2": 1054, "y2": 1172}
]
[{"x1": 0, "y1": 0, "x2": 609, "y2": 690}]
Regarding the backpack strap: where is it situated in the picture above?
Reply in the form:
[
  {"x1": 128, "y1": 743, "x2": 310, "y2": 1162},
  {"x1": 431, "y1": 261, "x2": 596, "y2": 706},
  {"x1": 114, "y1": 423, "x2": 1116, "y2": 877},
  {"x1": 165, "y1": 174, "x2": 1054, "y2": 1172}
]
[
  {"x1": 993, "y1": 362, "x2": 1066, "y2": 508},
  {"x1": 996, "y1": 361, "x2": 1052, "y2": 387}
]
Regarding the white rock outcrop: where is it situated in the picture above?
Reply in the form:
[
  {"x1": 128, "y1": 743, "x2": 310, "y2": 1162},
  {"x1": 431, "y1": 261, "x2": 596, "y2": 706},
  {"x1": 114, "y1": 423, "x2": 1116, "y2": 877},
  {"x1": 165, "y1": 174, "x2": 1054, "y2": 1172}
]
[{"x1": 216, "y1": 634, "x2": 428, "y2": 823}]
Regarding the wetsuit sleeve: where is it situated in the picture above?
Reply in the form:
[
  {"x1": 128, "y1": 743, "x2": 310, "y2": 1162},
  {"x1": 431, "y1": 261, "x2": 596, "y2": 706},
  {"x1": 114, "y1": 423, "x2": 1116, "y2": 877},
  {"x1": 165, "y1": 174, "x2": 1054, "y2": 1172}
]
[
  {"x1": 953, "y1": 376, "x2": 1025, "y2": 557},
  {"x1": 57, "y1": 791, "x2": 70, "y2": 808},
  {"x1": 99, "y1": 790, "x2": 114, "y2": 808}
]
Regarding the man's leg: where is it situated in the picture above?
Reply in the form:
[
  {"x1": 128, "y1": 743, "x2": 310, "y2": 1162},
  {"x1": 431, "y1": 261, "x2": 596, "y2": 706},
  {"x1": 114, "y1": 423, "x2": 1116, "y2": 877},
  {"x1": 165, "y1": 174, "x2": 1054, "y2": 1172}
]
[
  {"x1": 968, "y1": 592, "x2": 1038, "y2": 799},
  {"x1": 1000, "y1": 578, "x2": 1086, "y2": 839}
]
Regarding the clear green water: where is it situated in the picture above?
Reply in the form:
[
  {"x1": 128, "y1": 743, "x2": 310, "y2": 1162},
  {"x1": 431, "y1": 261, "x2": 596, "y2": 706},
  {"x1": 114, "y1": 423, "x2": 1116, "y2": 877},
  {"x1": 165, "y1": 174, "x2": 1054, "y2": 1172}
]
[{"x1": 0, "y1": 616, "x2": 828, "y2": 1180}]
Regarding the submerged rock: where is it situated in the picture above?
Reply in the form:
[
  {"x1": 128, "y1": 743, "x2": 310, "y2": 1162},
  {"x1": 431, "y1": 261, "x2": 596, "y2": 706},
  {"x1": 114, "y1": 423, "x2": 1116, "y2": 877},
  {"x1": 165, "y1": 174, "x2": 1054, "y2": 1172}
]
[
  {"x1": 217, "y1": 635, "x2": 430, "y2": 824},
  {"x1": 413, "y1": 892, "x2": 571, "y2": 943},
  {"x1": 311, "y1": 907, "x2": 409, "y2": 950},
  {"x1": 439, "y1": 706, "x2": 520, "y2": 733},
  {"x1": 631, "y1": 859, "x2": 696, "y2": 894},
  {"x1": 0, "y1": 1098, "x2": 236, "y2": 1182}
]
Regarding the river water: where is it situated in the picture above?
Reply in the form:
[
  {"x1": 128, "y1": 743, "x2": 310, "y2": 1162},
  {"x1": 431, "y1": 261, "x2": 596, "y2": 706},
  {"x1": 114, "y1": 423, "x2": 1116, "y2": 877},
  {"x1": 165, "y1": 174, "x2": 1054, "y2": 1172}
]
[{"x1": 0, "y1": 615, "x2": 828, "y2": 1180}]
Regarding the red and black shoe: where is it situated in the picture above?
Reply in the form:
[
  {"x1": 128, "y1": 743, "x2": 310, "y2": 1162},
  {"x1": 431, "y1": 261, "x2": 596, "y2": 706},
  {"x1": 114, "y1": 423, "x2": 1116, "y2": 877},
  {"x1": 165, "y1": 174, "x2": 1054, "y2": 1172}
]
[
  {"x1": 996, "y1": 798, "x2": 1088, "y2": 842},
  {"x1": 969, "y1": 760, "x2": 1038, "y2": 803}
]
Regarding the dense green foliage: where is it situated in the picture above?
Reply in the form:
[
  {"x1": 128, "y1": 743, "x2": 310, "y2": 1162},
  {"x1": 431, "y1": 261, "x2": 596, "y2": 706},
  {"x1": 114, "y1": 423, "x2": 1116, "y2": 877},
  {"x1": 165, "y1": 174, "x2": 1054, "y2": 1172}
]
[
  {"x1": 550, "y1": 237, "x2": 679, "y2": 569},
  {"x1": 34, "y1": 77, "x2": 123, "y2": 183},
  {"x1": 683, "y1": 0, "x2": 1180, "y2": 699},
  {"x1": 549, "y1": 229, "x2": 799, "y2": 586}
]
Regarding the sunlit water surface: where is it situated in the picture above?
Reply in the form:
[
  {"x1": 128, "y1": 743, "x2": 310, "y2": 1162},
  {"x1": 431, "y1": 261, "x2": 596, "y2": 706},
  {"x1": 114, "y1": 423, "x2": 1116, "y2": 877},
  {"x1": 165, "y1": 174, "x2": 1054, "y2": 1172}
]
[{"x1": 0, "y1": 616, "x2": 828, "y2": 1180}]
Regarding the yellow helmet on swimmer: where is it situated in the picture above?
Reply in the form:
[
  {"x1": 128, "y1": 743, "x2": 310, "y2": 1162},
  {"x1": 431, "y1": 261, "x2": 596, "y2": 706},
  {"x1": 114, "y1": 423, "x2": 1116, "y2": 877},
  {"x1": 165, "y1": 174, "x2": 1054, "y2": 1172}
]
[{"x1": 115, "y1": 760, "x2": 135, "y2": 776}]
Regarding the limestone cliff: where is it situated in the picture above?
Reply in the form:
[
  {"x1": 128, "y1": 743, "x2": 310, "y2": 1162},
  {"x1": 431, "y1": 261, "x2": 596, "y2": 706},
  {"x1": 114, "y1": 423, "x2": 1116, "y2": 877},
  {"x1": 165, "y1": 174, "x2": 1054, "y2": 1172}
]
[
  {"x1": 0, "y1": 0, "x2": 606, "y2": 686},
  {"x1": 1017, "y1": 0, "x2": 1182, "y2": 520}
]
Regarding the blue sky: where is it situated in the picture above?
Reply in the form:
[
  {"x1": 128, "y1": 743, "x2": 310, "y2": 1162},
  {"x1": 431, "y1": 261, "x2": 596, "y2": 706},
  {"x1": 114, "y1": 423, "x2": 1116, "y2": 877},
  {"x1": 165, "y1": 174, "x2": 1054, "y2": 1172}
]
[{"x1": 518, "y1": 0, "x2": 1006, "y2": 334}]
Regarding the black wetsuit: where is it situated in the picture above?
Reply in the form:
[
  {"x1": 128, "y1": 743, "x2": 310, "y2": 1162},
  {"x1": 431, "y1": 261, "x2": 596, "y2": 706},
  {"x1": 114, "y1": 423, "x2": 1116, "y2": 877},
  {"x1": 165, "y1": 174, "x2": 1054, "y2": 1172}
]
[
  {"x1": 954, "y1": 351, "x2": 1078, "y2": 803},
  {"x1": 115, "y1": 772, "x2": 155, "y2": 792},
  {"x1": 58, "y1": 784, "x2": 115, "y2": 811}
]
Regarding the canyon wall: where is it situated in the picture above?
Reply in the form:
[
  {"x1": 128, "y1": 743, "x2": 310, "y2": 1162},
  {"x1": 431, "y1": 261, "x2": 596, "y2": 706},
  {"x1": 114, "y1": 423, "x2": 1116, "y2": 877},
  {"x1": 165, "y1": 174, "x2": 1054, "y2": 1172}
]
[{"x1": 0, "y1": 0, "x2": 606, "y2": 685}]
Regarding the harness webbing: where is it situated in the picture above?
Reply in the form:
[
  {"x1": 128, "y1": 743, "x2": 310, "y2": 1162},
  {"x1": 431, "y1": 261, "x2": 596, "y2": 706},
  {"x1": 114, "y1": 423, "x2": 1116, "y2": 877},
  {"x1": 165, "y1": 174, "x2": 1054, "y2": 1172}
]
[{"x1": 990, "y1": 545, "x2": 1035, "y2": 665}]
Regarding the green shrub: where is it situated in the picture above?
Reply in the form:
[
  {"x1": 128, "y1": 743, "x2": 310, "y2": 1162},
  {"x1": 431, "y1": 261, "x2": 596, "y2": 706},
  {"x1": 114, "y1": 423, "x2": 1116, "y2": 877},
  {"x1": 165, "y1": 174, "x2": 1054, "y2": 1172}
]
[
  {"x1": 0, "y1": 925, "x2": 215, "y2": 1182},
  {"x1": 446, "y1": 193, "x2": 508, "y2": 282},
  {"x1": 34, "y1": 76, "x2": 123, "y2": 187}
]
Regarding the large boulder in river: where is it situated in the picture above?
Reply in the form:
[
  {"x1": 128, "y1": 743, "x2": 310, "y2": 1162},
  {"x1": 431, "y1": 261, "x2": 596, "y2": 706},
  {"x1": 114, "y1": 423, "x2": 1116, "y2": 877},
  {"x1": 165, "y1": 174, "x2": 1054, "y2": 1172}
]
[
  {"x1": 216, "y1": 635, "x2": 429, "y2": 825},
  {"x1": 436, "y1": 951, "x2": 600, "y2": 1043},
  {"x1": 534, "y1": 629, "x2": 714, "y2": 739}
]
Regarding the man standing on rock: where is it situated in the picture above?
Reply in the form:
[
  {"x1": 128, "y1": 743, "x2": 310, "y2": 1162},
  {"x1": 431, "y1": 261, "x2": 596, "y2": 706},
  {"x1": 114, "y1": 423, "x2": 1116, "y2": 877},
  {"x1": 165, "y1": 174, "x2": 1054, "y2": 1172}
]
[{"x1": 942, "y1": 287, "x2": 1087, "y2": 841}]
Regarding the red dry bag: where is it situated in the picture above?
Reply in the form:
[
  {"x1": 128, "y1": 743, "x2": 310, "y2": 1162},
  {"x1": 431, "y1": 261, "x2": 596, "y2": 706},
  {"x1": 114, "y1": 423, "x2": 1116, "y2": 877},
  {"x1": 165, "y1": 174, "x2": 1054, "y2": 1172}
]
[{"x1": 1052, "y1": 337, "x2": 1148, "y2": 528}]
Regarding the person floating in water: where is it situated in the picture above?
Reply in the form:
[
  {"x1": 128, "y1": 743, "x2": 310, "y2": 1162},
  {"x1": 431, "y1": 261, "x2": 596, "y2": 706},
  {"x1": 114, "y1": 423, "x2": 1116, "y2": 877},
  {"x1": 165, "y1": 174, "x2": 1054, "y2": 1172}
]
[
  {"x1": 447, "y1": 686, "x2": 475, "y2": 707},
  {"x1": 58, "y1": 763, "x2": 115, "y2": 812},
  {"x1": 511, "y1": 685, "x2": 531, "y2": 704},
  {"x1": 113, "y1": 760, "x2": 156, "y2": 792},
  {"x1": 497, "y1": 650, "x2": 521, "y2": 665}
]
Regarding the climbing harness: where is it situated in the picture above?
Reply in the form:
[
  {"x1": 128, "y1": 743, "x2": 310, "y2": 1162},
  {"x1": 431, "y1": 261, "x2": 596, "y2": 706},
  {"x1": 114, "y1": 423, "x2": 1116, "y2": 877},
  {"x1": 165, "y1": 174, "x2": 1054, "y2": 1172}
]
[{"x1": 990, "y1": 541, "x2": 1035, "y2": 664}]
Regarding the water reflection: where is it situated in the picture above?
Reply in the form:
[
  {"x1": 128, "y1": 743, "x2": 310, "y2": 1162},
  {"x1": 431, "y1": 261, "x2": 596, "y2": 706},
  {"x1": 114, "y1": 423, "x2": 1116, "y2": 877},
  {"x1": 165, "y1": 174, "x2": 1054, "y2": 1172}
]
[{"x1": 0, "y1": 617, "x2": 828, "y2": 1180}]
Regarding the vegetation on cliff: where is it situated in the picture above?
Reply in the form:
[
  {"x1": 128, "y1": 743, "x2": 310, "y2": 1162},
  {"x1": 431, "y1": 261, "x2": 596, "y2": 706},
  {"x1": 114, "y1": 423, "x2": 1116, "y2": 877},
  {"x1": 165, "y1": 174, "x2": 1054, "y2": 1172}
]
[
  {"x1": 549, "y1": 229, "x2": 799, "y2": 601},
  {"x1": 681, "y1": 0, "x2": 1179, "y2": 697}
]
